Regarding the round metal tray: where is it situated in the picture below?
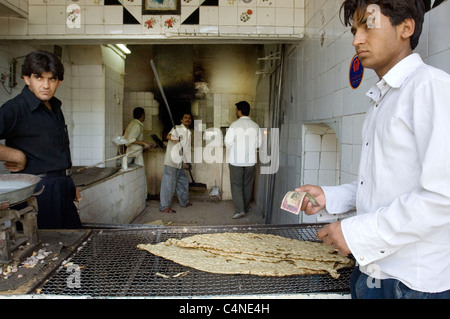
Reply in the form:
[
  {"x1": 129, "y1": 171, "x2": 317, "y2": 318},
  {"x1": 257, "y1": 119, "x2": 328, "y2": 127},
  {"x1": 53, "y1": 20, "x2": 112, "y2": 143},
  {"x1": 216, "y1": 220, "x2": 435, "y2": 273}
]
[{"x1": 0, "y1": 174, "x2": 42, "y2": 205}]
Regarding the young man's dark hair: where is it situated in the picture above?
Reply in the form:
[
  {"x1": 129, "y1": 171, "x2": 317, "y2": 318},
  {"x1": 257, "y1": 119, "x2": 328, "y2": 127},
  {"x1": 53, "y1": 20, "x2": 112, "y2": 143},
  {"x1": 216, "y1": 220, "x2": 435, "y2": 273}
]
[
  {"x1": 21, "y1": 50, "x2": 65, "y2": 80},
  {"x1": 235, "y1": 101, "x2": 250, "y2": 116},
  {"x1": 133, "y1": 107, "x2": 145, "y2": 119},
  {"x1": 340, "y1": 0, "x2": 425, "y2": 50}
]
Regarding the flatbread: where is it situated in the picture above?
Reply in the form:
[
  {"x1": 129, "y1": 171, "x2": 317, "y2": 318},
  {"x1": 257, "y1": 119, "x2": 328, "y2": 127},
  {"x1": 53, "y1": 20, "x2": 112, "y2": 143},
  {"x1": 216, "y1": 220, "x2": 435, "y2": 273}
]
[
  {"x1": 137, "y1": 232, "x2": 353, "y2": 279},
  {"x1": 175, "y1": 232, "x2": 349, "y2": 263}
]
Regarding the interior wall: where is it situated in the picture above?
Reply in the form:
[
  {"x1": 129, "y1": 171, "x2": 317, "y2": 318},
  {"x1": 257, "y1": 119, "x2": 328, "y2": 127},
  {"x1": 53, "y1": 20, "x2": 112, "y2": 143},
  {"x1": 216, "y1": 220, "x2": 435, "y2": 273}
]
[
  {"x1": 123, "y1": 43, "x2": 265, "y2": 198},
  {"x1": 270, "y1": 0, "x2": 450, "y2": 225}
]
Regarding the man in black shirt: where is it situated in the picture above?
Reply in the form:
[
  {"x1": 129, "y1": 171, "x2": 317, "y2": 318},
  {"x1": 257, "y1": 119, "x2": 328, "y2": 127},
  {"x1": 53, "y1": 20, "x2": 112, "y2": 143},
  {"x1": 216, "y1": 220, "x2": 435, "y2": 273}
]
[{"x1": 0, "y1": 51, "x2": 81, "y2": 229}]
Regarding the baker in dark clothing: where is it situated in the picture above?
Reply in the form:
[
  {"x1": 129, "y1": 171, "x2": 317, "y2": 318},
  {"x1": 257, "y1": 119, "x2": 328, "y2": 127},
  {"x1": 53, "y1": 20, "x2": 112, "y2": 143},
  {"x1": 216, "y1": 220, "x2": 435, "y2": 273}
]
[{"x1": 0, "y1": 50, "x2": 82, "y2": 229}]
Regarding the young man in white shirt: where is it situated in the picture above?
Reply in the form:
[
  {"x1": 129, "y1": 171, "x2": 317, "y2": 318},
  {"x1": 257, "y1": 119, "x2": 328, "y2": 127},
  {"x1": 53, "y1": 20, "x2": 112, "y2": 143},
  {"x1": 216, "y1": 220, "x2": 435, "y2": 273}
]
[
  {"x1": 296, "y1": 0, "x2": 450, "y2": 298},
  {"x1": 225, "y1": 101, "x2": 262, "y2": 219},
  {"x1": 159, "y1": 113, "x2": 192, "y2": 213}
]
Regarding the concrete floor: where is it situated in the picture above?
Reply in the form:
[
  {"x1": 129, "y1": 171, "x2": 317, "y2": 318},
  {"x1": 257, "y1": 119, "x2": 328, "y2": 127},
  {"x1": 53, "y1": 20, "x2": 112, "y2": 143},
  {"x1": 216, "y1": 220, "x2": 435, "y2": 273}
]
[{"x1": 132, "y1": 198, "x2": 266, "y2": 226}]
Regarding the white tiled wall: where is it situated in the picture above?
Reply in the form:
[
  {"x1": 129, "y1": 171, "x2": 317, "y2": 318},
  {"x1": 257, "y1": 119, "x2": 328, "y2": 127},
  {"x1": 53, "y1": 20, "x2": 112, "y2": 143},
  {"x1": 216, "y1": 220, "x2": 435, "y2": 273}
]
[
  {"x1": 271, "y1": 0, "x2": 450, "y2": 224},
  {"x1": 71, "y1": 63, "x2": 105, "y2": 166},
  {"x1": 0, "y1": 0, "x2": 305, "y2": 39},
  {"x1": 78, "y1": 165, "x2": 147, "y2": 224}
]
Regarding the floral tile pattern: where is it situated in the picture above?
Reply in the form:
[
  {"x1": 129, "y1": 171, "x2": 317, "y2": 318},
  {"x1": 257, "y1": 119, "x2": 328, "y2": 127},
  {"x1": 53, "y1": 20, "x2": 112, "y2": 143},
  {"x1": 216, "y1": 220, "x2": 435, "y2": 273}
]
[{"x1": 6, "y1": 0, "x2": 303, "y2": 38}]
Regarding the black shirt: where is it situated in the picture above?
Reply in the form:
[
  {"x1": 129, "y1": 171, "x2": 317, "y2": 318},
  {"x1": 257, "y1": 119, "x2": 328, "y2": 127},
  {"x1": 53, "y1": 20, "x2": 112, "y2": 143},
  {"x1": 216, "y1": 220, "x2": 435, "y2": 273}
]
[{"x1": 0, "y1": 85, "x2": 72, "y2": 174}]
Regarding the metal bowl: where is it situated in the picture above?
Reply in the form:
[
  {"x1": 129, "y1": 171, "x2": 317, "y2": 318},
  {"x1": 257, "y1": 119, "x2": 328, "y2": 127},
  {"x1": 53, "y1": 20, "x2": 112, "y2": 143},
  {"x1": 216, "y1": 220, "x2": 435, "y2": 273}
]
[{"x1": 0, "y1": 174, "x2": 42, "y2": 206}]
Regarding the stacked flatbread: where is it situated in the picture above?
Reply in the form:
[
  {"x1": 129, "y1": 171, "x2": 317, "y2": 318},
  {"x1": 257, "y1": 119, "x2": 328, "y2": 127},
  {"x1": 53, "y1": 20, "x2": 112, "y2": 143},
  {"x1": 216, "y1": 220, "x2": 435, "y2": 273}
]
[{"x1": 137, "y1": 232, "x2": 353, "y2": 279}]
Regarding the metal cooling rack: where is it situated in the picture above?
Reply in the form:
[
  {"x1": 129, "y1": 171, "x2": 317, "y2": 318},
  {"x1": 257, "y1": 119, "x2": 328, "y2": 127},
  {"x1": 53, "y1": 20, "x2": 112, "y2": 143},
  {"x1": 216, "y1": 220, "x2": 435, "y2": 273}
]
[{"x1": 37, "y1": 224, "x2": 353, "y2": 297}]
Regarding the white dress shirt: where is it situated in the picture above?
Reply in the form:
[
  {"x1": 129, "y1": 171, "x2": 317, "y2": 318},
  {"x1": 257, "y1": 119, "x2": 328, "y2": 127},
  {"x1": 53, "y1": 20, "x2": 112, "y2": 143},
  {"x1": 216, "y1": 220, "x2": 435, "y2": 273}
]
[
  {"x1": 124, "y1": 119, "x2": 145, "y2": 164},
  {"x1": 164, "y1": 124, "x2": 191, "y2": 169},
  {"x1": 225, "y1": 116, "x2": 262, "y2": 167},
  {"x1": 322, "y1": 54, "x2": 450, "y2": 293}
]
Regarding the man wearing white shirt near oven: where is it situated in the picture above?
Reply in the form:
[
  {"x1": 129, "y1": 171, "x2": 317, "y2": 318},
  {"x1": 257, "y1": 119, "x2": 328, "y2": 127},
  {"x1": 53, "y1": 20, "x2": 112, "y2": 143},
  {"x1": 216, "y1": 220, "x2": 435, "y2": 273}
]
[
  {"x1": 225, "y1": 101, "x2": 262, "y2": 219},
  {"x1": 296, "y1": 0, "x2": 450, "y2": 298}
]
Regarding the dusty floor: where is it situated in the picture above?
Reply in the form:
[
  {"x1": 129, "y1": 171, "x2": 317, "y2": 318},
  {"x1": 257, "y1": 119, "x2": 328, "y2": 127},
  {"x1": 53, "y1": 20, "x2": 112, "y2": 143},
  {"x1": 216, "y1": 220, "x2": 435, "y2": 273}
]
[{"x1": 132, "y1": 197, "x2": 267, "y2": 227}]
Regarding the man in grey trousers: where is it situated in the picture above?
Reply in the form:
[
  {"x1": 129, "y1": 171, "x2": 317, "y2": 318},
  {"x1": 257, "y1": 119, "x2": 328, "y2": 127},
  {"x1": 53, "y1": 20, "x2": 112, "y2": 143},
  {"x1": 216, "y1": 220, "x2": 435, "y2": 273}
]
[{"x1": 225, "y1": 101, "x2": 262, "y2": 219}]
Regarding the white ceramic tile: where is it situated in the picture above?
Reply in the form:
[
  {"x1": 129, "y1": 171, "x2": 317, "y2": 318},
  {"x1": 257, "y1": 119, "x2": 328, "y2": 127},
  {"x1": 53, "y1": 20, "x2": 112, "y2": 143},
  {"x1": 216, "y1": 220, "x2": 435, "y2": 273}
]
[
  {"x1": 276, "y1": 7, "x2": 293, "y2": 26},
  {"x1": 275, "y1": 26, "x2": 293, "y2": 34},
  {"x1": 180, "y1": 24, "x2": 200, "y2": 34},
  {"x1": 28, "y1": 5, "x2": 46, "y2": 24},
  {"x1": 256, "y1": 7, "x2": 274, "y2": 26},
  {"x1": 85, "y1": 24, "x2": 105, "y2": 34},
  {"x1": 46, "y1": 24, "x2": 66, "y2": 34},
  {"x1": 304, "y1": 151, "x2": 319, "y2": 169},
  {"x1": 219, "y1": 0, "x2": 237, "y2": 6},
  {"x1": 304, "y1": 133, "x2": 322, "y2": 151},
  {"x1": 219, "y1": 6, "x2": 237, "y2": 26},
  {"x1": 28, "y1": 24, "x2": 47, "y2": 34},
  {"x1": 123, "y1": 24, "x2": 141, "y2": 34},
  {"x1": 46, "y1": 5, "x2": 66, "y2": 25},
  {"x1": 84, "y1": 5, "x2": 104, "y2": 25},
  {"x1": 318, "y1": 169, "x2": 337, "y2": 186},
  {"x1": 294, "y1": 8, "x2": 304, "y2": 27},
  {"x1": 275, "y1": 0, "x2": 293, "y2": 8},
  {"x1": 0, "y1": 18, "x2": 9, "y2": 35},
  {"x1": 8, "y1": 17, "x2": 27, "y2": 35},
  {"x1": 256, "y1": 0, "x2": 274, "y2": 7},
  {"x1": 85, "y1": 0, "x2": 104, "y2": 5},
  {"x1": 238, "y1": 0, "x2": 255, "y2": 6},
  {"x1": 46, "y1": 0, "x2": 67, "y2": 4},
  {"x1": 104, "y1": 24, "x2": 123, "y2": 34},
  {"x1": 28, "y1": 0, "x2": 46, "y2": 5},
  {"x1": 219, "y1": 25, "x2": 238, "y2": 35},
  {"x1": 199, "y1": 25, "x2": 219, "y2": 34},
  {"x1": 200, "y1": 6, "x2": 219, "y2": 26},
  {"x1": 295, "y1": 0, "x2": 304, "y2": 8},
  {"x1": 104, "y1": 6, "x2": 123, "y2": 25}
]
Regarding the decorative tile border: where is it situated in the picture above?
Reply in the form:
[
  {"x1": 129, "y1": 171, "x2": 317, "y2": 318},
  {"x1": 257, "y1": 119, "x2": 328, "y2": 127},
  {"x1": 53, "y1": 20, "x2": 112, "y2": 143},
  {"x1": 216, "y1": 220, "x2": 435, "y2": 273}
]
[{"x1": 2, "y1": 0, "x2": 303, "y2": 38}]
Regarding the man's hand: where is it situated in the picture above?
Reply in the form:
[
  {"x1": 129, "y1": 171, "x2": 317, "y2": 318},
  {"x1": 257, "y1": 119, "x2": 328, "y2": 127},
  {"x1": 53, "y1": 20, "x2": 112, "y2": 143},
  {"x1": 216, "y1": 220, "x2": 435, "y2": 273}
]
[
  {"x1": 0, "y1": 145, "x2": 27, "y2": 172},
  {"x1": 317, "y1": 221, "x2": 351, "y2": 256},
  {"x1": 74, "y1": 187, "x2": 82, "y2": 202},
  {"x1": 295, "y1": 184, "x2": 326, "y2": 215}
]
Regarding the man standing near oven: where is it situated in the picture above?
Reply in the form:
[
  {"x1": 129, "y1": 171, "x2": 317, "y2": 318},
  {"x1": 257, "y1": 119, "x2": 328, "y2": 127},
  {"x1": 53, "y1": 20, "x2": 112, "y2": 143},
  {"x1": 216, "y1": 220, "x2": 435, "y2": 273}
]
[
  {"x1": 225, "y1": 101, "x2": 262, "y2": 219},
  {"x1": 0, "y1": 50, "x2": 82, "y2": 229},
  {"x1": 296, "y1": 0, "x2": 450, "y2": 298}
]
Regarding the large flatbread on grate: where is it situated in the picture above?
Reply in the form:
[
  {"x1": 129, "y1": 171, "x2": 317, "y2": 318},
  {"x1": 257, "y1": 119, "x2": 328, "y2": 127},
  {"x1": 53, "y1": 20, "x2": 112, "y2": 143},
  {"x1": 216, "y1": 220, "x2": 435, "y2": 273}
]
[{"x1": 137, "y1": 232, "x2": 353, "y2": 279}]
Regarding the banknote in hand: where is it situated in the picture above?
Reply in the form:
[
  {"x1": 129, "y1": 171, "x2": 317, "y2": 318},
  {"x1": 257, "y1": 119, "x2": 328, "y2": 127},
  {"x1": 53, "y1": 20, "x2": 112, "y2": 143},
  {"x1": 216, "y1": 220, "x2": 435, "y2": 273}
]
[{"x1": 280, "y1": 191, "x2": 319, "y2": 215}]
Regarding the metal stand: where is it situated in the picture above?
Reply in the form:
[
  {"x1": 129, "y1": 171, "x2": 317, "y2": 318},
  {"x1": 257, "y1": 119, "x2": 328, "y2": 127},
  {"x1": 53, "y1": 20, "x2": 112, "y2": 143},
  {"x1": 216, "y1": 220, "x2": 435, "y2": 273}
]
[{"x1": 0, "y1": 197, "x2": 39, "y2": 264}]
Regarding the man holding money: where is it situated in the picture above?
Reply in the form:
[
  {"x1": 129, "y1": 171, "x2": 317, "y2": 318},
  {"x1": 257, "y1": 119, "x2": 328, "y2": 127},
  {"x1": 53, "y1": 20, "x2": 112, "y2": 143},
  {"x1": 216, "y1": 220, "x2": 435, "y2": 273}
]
[{"x1": 296, "y1": 0, "x2": 450, "y2": 298}]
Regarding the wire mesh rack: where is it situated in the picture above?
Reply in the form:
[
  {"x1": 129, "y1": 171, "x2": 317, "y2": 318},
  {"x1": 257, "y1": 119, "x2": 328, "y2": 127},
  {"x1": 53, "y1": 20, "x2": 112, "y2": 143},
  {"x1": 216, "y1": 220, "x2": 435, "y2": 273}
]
[{"x1": 37, "y1": 224, "x2": 353, "y2": 297}]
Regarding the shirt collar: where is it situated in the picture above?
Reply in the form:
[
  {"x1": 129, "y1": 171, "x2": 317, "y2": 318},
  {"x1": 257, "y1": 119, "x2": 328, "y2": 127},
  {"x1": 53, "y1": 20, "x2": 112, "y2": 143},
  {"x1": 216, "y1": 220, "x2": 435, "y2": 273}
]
[
  {"x1": 21, "y1": 85, "x2": 62, "y2": 112},
  {"x1": 366, "y1": 53, "x2": 424, "y2": 102},
  {"x1": 383, "y1": 53, "x2": 423, "y2": 88},
  {"x1": 133, "y1": 118, "x2": 144, "y2": 127}
]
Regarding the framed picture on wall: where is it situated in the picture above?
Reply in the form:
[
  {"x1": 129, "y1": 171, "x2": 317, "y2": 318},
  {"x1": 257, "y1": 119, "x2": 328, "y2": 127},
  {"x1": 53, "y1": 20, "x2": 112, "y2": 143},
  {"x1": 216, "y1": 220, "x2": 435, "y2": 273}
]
[{"x1": 142, "y1": 0, "x2": 181, "y2": 15}]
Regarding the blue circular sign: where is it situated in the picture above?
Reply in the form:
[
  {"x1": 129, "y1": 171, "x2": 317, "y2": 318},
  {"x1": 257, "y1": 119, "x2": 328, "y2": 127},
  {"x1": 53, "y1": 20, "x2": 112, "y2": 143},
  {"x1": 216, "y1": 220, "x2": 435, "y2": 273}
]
[{"x1": 349, "y1": 54, "x2": 364, "y2": 89}]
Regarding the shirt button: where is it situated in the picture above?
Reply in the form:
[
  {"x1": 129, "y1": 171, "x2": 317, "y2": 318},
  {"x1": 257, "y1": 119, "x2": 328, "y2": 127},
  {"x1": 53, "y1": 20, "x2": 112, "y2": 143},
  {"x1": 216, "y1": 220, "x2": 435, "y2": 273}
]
[
  {"x1": 360, "y1": 257, "x2": 364, "y2": 261},
  {"x1": 380, "y1": 250, "x2": 385, "y2": 254},
  {"x1": 360, "y1": 181, "x2": 363, "y2": 185}
]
